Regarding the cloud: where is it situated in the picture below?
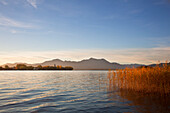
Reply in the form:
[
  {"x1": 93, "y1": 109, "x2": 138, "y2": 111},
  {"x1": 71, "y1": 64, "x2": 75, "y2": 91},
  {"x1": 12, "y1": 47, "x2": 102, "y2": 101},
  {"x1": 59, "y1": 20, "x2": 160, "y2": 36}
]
[
  {"x1": 10, "y1": 29, "x2": 17, "y2": 34},
  {"x1": 150, "y1": 36, "x2": 170, "y2": 47},
  {"x1": 27, "y1": 0, "x2": 37, "y2": 8},
  {"x1": 0, "y1": 16, "x2": 35, "y2": 28},
  {"x1": 0, "y1": 0, "x2": 7, "y2": 5},
  {"x1": 0, "y1": 47, "x2": 169, "y2": 65}
]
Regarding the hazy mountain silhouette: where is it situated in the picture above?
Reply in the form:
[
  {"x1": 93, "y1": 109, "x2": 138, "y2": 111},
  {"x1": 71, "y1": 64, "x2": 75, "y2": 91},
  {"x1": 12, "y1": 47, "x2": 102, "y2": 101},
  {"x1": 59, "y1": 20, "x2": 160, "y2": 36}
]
[
  {"x1": 2, "y1": 58, "x2": 144, "y2": 70},
  {"x1": 148, "y1": 62, "x2": 170, "y2": 67}
]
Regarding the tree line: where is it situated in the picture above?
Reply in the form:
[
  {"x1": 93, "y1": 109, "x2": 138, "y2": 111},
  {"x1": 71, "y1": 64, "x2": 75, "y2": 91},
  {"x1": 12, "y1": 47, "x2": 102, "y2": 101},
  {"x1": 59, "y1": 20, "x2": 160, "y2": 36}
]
[{"x1": 0, "y1": 64, "x2": 73, "y2": 70}]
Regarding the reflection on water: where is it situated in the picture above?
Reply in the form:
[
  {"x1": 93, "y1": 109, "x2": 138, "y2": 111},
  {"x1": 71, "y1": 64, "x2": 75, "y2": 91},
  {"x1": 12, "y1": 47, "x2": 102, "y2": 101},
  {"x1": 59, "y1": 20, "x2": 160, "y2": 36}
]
[
  {"x1": 107, "y1": 79, "x2": 170, "y2": 113},
  {"x1": 0, "y1": 71, "x2": 169, "y2": 113}
]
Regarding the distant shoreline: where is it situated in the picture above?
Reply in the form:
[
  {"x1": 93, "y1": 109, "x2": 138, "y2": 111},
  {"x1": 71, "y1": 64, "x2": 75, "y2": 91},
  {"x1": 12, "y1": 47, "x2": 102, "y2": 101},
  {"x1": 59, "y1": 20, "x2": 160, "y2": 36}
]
[
  {"x1": 0, "y1": 69, "x2": 110, "y2": 71},
  {"x1": 0, "y1": 64, "x2": 73, "y2": 70}
]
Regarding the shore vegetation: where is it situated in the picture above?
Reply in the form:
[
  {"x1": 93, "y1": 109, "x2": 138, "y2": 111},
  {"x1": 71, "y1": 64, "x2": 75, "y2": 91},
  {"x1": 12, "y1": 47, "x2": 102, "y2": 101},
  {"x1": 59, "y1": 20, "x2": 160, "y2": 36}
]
[
  {"x1": 108, "y1": 62, "x2": 170, "y2": 95},
  {"x1": 0, "y1": 64, "x2": 73, "y2": 70}
]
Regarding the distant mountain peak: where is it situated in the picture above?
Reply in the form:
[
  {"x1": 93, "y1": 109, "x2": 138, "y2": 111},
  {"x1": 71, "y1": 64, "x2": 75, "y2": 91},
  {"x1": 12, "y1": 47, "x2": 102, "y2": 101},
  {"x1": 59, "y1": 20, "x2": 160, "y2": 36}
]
[
  {"x1": 86, "y1": 57, "x2": 107, "y2": 61},
  {"x1": 89, "y1": 57, "x2": 97, "y2": 60},
  {"x1": 51, "y1": 59, "x2": 63, "y2": 61}
]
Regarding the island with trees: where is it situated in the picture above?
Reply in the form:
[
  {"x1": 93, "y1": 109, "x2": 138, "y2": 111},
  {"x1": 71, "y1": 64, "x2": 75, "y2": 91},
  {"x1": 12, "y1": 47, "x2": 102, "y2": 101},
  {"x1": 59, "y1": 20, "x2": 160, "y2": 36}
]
[{"x1": 0, "y1": 64, "x2": 73, "y2": 70}]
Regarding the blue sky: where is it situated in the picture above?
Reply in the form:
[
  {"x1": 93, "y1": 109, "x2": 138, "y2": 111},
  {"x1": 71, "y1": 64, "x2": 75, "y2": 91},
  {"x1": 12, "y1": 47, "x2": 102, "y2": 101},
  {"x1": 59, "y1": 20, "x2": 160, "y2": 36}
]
[{"x1": 0, "y1": 0, "x2": 170, "y2": 64}]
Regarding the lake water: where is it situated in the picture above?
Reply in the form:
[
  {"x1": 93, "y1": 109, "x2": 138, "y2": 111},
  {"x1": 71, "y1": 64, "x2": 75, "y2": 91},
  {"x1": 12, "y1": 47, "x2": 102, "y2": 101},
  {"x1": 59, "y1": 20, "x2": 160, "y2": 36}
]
[{"x1": 0, "y1": 71, "x2": 169, "y2": 113}]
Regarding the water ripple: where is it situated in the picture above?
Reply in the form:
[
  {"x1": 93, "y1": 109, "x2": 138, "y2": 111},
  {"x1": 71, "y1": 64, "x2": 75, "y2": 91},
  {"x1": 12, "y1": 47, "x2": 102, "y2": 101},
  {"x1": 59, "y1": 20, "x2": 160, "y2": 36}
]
[{"x1": 0, "y1": 71, "x2": 169, "y2": 113}]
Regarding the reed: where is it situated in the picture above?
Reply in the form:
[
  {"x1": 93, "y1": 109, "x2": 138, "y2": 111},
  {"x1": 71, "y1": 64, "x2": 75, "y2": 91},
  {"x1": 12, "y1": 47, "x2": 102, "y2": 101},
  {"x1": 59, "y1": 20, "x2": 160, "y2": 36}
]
[{"x1": 108, "y1": 62, "x2": 170, "y2": 95}]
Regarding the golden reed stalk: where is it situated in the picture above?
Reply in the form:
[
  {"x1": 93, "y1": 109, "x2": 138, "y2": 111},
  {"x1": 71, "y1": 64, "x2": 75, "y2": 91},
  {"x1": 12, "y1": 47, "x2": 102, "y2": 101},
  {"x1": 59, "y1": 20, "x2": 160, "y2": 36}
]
[{"x1": 108, "y1": 62, "x2": 170, "y2": 95}]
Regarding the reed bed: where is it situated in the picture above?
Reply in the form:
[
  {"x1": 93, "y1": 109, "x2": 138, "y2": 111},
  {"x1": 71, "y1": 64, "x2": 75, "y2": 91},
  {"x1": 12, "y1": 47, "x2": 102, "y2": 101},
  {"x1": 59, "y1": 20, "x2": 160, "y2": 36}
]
[{"x1": 107, "y1": 63, "x2": 170, "y2": 95}]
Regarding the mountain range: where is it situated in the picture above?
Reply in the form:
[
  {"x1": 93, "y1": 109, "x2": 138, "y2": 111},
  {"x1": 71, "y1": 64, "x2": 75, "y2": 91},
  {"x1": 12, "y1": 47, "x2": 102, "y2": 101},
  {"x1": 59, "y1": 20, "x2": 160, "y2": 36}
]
[{"x1": 1, "y1": 58, "x2": 144, "y2": 70}]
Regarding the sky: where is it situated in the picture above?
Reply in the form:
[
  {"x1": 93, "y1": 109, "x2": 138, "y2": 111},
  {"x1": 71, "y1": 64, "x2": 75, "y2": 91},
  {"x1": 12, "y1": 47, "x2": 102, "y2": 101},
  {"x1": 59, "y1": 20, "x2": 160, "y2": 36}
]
[{"x1": 0, "y1": 0, "x2": 170, "y2": 65}]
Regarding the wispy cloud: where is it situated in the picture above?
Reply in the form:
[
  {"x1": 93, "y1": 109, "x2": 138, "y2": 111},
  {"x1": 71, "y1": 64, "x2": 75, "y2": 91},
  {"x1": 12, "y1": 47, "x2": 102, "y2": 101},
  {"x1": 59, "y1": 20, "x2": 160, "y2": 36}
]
[
  {"x1": 150, "y1": 36, "x2": 170, "y2": 47},
  {"x1": 0, "y1": 0, "x2": 8, "y2": 5},
  {"x1": 0, "y1": 47, "x2": 169, "y2": 65},
  {"x1": 27, "y1": 0, "x2": 37, "y2": 8},
  {"x1": 0, "y1": 16, "x2": 35, "y2": 28},
  {"x1": 10, "y1": 29, "x2": 17, "y2": 34}
]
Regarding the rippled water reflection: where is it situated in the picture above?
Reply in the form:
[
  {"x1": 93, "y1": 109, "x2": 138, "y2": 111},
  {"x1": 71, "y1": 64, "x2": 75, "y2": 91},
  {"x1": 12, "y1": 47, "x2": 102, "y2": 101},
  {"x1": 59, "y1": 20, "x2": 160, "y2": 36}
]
[{"x1": 0, "y1": 71, "x2": 169, "y2": 113}]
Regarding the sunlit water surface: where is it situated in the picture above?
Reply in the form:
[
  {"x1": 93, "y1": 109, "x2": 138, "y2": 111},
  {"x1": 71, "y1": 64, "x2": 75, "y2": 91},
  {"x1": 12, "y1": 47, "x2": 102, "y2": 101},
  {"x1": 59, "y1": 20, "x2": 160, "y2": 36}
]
[{"x1": 0, "y1": 71, "x2": 169, "y2": 113}]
